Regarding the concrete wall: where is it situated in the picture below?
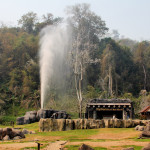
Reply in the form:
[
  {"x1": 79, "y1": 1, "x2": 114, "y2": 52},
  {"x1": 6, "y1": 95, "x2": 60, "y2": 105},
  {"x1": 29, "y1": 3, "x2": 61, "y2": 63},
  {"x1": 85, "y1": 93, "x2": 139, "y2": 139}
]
[{"x1": 39, "y1": 119, "x2": 149, "y2": 132}]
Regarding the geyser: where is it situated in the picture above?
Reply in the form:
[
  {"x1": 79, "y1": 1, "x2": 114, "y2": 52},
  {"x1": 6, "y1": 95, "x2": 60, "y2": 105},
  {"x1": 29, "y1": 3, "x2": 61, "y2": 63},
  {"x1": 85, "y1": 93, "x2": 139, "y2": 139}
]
[{"x1": 39, "y1": 24, "x2": 70, "y2": 109}]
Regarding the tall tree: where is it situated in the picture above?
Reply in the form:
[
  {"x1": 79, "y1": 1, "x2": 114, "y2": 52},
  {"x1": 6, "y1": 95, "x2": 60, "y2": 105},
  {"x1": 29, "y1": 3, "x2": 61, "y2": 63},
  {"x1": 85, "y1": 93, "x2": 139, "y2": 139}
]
[
  {"x1": 66, "y1": 3, "x2": 108, "y2": 117},
  {"x1": 18, "y1": 12, "x2": 38, "y2": 34},
  {"x1": 134, "y1": 41, "x2": 149, "y2": 90}
]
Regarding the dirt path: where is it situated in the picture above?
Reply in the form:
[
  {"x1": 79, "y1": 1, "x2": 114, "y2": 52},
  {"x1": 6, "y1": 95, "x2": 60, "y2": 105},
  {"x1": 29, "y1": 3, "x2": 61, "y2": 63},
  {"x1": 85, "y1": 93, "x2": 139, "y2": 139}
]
[
  {"x1": 43, "y1": 141, "x2": 67, "y2": 150},
  {"x1": 0, "y1": 142, "x2": 37, "y2": 150}
]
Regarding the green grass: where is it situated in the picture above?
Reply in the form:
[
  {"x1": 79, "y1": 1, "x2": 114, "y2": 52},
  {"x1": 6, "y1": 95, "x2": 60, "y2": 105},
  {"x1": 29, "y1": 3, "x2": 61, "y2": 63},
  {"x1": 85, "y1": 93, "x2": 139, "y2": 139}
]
[
  {"x1": 68, "y1": 139, "x2": 106, "y2": 142},
  {"x1": 123, "y1": 145, "x2": 143, "y2": 150},
  {"x1": 0, "y1": 116, "x2": 17, "y2": 125},
  {"x1": 133, "y1": 138, "x2": 150, "y2": 142}
]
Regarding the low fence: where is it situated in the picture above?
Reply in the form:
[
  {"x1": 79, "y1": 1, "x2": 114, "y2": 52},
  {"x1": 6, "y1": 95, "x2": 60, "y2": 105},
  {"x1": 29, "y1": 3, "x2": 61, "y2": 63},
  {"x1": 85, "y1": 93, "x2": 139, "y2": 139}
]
[{"x1": 39, "y1": 119, "x2": 149, "y2": 132}]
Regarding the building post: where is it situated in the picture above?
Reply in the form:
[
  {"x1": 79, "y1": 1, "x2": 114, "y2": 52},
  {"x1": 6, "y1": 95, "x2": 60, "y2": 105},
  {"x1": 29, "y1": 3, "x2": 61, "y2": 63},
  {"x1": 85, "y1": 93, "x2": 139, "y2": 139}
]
[
  {"x1": 93, "y1": 110, "x2": 97, "y2": 120},
  {"x1": 123, "y1": 109, "x2": 125, "y2": 120}
]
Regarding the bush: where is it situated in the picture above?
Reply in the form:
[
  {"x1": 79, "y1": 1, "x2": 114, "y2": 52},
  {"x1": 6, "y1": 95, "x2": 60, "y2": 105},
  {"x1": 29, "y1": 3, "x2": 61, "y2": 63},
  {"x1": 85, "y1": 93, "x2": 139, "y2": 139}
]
[{"x1": 0, "y1": 116, "x2": 17, "y2": 125}]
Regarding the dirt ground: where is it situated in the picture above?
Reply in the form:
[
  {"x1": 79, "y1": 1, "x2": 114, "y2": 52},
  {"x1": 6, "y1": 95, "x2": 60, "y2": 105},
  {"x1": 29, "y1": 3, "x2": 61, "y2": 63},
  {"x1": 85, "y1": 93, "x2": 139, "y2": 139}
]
[{"x1": 0, "y1": 129, "x2": 149, "y2": 150}]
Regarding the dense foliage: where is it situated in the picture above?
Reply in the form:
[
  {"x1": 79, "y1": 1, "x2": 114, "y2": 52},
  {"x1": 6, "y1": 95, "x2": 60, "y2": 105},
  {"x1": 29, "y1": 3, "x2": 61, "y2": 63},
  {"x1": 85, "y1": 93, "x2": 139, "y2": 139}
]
[{"x1": 0, "y1": 4, "x2": 150, "y2": 117}]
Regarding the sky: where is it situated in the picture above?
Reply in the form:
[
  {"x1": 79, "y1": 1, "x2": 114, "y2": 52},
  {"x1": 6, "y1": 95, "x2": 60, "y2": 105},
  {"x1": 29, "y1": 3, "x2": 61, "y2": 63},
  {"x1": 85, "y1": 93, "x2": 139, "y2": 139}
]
[{"x1": 0, "y1": 0, "x2": 150, "y2": 41}]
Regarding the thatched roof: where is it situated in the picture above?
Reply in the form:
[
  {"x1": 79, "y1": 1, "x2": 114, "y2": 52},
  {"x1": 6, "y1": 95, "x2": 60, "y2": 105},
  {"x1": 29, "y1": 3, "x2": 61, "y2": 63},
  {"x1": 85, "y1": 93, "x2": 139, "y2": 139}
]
[{"x1": 88, "y1": 98, "x2": 132, "y2": 104}]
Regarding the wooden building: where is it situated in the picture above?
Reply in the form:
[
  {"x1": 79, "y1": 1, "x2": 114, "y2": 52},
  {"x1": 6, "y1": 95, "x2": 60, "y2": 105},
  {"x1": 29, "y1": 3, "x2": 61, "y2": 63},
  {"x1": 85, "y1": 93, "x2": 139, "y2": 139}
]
[
  {"x1": 140, "y1": 106, "x2": 150, "y2": 120},
  {"x1": 85, "y1": 99, "x2": 133, "y2": 120}
]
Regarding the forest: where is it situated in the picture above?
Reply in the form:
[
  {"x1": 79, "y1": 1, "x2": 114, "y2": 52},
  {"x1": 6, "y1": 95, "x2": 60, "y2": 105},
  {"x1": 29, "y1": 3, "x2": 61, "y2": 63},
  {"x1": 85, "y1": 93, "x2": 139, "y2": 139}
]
[{"x1": 0, "y1": 4, "x2": 150, "y2": 119}]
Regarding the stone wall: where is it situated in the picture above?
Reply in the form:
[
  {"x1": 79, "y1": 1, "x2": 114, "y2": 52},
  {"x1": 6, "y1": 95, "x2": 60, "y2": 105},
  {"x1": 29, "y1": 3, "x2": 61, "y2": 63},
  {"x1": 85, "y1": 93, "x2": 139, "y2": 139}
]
[{"x1": 39, "y1": 119, "x2": 149, "y2": 132}]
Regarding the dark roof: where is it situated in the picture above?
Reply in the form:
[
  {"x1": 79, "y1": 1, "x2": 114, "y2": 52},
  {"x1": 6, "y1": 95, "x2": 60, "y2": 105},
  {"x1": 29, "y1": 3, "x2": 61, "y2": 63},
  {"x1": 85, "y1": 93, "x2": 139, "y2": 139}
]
[
  {"x1": 88, "y1": 98, "x2": 132, "y2": 104},
  {"x1": 140, "y1": 106, "x2": 150, "y2": 113}
]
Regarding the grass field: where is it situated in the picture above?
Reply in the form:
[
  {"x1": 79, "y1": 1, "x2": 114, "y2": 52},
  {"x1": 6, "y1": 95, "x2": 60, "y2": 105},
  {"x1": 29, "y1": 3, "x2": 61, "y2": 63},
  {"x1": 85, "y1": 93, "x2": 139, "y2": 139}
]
[{"x1": 0, "y1": 122, "x2": 150, "y2": 150}]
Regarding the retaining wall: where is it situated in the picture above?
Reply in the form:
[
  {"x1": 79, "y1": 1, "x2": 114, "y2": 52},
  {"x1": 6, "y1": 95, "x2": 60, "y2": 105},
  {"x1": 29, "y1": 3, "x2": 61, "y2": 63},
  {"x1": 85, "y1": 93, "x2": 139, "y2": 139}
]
[{"x1": 39, "y1": 119, "x2": 149, "y2": 132}]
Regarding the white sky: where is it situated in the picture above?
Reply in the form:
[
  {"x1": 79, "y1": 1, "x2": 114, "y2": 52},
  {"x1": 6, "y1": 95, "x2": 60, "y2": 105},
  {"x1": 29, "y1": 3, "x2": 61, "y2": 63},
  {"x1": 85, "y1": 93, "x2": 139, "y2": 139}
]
[{"x1": 0, "y1": 0, "x2": 150, "y2": 41}]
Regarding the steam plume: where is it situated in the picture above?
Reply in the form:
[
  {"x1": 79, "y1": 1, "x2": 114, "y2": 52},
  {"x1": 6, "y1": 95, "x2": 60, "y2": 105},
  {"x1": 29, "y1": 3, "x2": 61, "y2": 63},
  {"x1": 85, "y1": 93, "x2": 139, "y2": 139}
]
[{"x1": 39, "y1": 24, "x2": 69, "y2": 109}]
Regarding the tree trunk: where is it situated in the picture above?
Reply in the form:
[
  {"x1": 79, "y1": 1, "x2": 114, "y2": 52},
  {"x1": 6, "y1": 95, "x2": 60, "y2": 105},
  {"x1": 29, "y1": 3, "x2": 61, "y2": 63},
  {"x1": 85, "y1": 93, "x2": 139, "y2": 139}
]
[
  {"x1": 108, "y1": 66, "x2": 113, "y2": 97},
  {"x1": 142, "y1": 64, "x2": 147, "y2": 90}
]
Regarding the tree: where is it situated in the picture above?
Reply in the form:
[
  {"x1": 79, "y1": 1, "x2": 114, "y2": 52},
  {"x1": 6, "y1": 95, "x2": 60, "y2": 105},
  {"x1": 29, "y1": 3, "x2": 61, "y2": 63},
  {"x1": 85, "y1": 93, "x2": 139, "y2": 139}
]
[
  {"x1": 134, "y1": 41, "x2": 149, "y2": 90},
  {"x1": 18, "y1": 12, "x2": 38, "y2": 34},
  {"x1": 101, "y1": 44, "x2": 116, "y2": 97},
  {"x1": 35, "y1": 13, "x2": 62, "y2": 34},
  {"x1": 66, "y1": 3, "x2": 108, "y2": 117}
]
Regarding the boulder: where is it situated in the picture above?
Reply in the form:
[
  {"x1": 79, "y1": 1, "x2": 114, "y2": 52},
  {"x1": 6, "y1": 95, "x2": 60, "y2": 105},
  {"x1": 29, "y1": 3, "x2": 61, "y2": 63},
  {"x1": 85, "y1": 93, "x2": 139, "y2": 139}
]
[
  {"x1": 89, "y1": 119, "x2": 98, "y2": 129},
  {"x1": 65, "y1": 119, "x2": 74, "y2": 131},
  {"x1": 3, "y1": 135, "x2": 10, "y2": 141},
  {"x1": 57, "y1": 119, "x2": 66, "y2": 131},
  {"x1": 135, "y1": 125, "x2": 140, "y2": 130},
  {"x1": 0, "y1": 128, "x2": 3, "y2": 140},
  {"x1": 84, "y1": 119, "x2": 91, "y2": 129},
  {"x1": 78, "y1": 144, "x2": 94, "y2": 150},
  {"x1": 13, "y1": 136, "x2": 21, "y2": 140},
  {"x1": 145, "y1": 122, "x2": 150, "y2": 131},
  {"x1": 139, "y1": 126, "x2": 144, "y2": 131},
  {"x1": 29, "y1": 131, "x2": 36, "y2": 134},
  {"x1": 134, "y1": 120, "x2": 141, "y2": 126},
  {"x1": 74, "y1": 119, "x2": 82, "y2": 129},
  {"x1": 2, "y1": 128, "x2": 12, "y2": 139},
  {"x1": 16, "y1": 117, "x2": 24, "y2": 125},
  {"x1": 11, "y1": 128, "x2": 25, "y2": 139},
  {"x1": 123, "y1": 120, "x2": 133, "y2": 128},
  {"x1": 29, "y1": 111, "x2": 37, "y2": 123},
  {"x1": 37, "y1": 109, "x2": 47, "y2": 120},
  {"x1": 114, "y1": 119, "x2": 123, "y2": 128},
  {"x1": 22, "y1": 129, "x2": 29, "y2": 134},
  {"x1": 139, "y1": 131, "x2": 150, "y2": 138},
  {"x1": 109, "y1": 119, "x2": 114, "y2": 128},
  {"x1": 142, "y1": 143, "x2": 150, "y2": 150}
]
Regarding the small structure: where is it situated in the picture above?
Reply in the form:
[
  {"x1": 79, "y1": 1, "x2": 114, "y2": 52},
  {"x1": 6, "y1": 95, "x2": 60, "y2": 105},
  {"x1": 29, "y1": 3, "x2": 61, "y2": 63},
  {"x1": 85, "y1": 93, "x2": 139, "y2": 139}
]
[
  {"x1": 85, "y1": 98, "x2": 133, "y2": 120},
  {"x1": 140, "y1": 106, "x2": 150, "y2": 120}
]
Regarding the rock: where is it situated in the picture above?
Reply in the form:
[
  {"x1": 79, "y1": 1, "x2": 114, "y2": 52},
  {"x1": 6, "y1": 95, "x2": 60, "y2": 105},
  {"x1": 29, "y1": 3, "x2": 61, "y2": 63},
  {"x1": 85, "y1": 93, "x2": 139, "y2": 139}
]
[
  {"x1": 0, "y1": 128, "x2": 25, "y2": 140},
  {"x1": 135, "y1": 125, "x2": 140, "y2": 130},
  {"x1": 24, "y1": 116, "x2": 30, "y2": 124},
  {"x1": 142, "y1": 143, "x2": 150, "y2": 150},
  {"x1": 11, "y1": 128, "x2": 25, "y2": 139},
  {"x1": 139, "y1": 126, "x2": 144, "y2": 131},
  {"x1": 74, "y1": 119, "x2": 82, "y2": 129},
  {"x1": 122, "y1": 147, "x2": 134, "y2": 150},
  {"x1": 16, "y1": 117, "x2": 24, "y2": 125},
  {"x1": 29, "y1": 111, "x2": 37, "y2": 123},
  {"x1": 139, "y1": 131, "x2": 150, "y2": 138},
  {"x1": 3, "y1": 135, "x2": 10, "y2": 141},
  {"x1": 123, "y1": 120, "x2": 133, "y2": 128},
  {"x1": 57, "y1": 119, "x2": 66, "y2": 131},
  {"x1": 78, "y1": 144, "x2": 94, "y2": 150},
  {"x1": 13, "y1": 136, "x2": 21, "y2": 140},
  {"x1": 2, "y1": 128, "x2": 12, "y2": 139},
  {"x1": 29, "y1": 131, "x2": 36, "y2": 134},
  {"x1": 114, "y1": 119, "x2": 123, "y2": 128},
  {"x1": 0, "y1": 128, "x2": 3, "y2": 140},
  {"x1": 65, "y1": 119, "x2": 74, "y2": 131},
  {"x1": 145, "y1": 122, "x2": 150, "y2": 131},
  {"x1": 37, "y1": 109, "x2": 48, "y2": 120},
  {"x1": 22, "y1": 129, "x2": 29, "y2": 134}
]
